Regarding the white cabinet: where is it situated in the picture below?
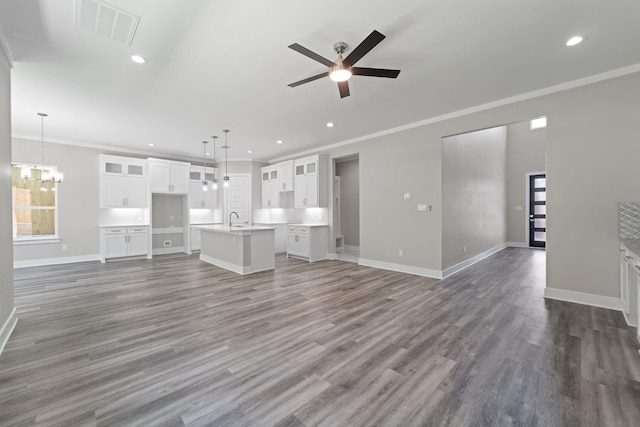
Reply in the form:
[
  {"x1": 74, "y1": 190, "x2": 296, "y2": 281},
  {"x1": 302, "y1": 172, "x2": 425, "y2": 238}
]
[
  {"x1": 99, "y1": 155, "x2": 147, "y2": 208},
  {"x1": 149, "y1": 159, "x2": 190, "y2": 194},
  {"x1": 620, "y1": 244, "x2": 639, "y2": 327},
  {"x1": 190, "y1": 227, "x2": 202, "y2": 251},
  {"x1": 278, "y1": 160, "x2": 294, "y2": 192},
  {"x1": 294, "y1": 155, "x2": 327, "y2": 208},
  {"x1": 189, "y1": 167, "x2": 218, "y2": 209},
  {"x1": 286, "y1": 225, "x2": 328, "y2": 261},
  {"x1": 100, "y1": 226, "x2": 149, "y2": 262},
  {"x1": 261, "y1": 165, "x2": 281, "y2": 208}
]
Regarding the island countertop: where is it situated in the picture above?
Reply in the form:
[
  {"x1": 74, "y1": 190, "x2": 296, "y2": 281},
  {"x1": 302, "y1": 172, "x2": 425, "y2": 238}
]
[{"x1": 195, "y1": 224, "x2": 276, "y2": 234}]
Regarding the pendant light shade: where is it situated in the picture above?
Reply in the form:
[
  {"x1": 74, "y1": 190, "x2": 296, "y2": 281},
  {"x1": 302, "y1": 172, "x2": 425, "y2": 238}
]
[
  {"x1": 211, "y1": 135, "x2": 218, "y2": 190},
  {"x1": 201, "y1": 140, "x2": 209, "y2": 191},
  {"x1": 223, "y1": 129, "x2": 230, "y2": 188},
  {"x1": 38, "y1": 112, "x2": 63, "y2": 184}
]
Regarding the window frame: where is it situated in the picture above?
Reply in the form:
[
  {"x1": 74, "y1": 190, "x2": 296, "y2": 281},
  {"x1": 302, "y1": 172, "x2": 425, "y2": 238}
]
[{"x1": 12, "y1": 163, "x2": 61, "y2": 244}]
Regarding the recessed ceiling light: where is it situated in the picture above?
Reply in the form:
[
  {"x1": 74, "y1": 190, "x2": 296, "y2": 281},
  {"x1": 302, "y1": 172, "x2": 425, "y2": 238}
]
[
  {"x1": 148, "y1": 143, "x2": 155, "y2": 147},
  {"x1": 248, "y1": 150, "x2": 253, "y2": 154},
  {"x1": 205, "y1": 152, "x2": 211, "y2": 156},
  {"x1": 530, "y1": 117, "x2": 547, "y2": 130},
  {"x1": 131, "y1": 54, "x2": 147, "y2": 64},
  {"x1": 326, "y1": 122, "x2": 334, "y2": 128},
  {"x1": 276, "y1": 140, "x2": 283, "y2": 144},
  {"x1": 566, "y1": 36, "x2": 583, "y2": 47}
]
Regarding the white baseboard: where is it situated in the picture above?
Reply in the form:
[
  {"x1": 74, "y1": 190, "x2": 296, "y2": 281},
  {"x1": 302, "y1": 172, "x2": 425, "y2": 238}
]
[
  {"x1": 507, "y1": 242, "x2": 528, "y2": 248},
  {"x1": 14, "y1": 254, "x2": 101, "y2": 268},
  {"x1": 327, "y1": 253, "x2": 337, "y2": 260},
  {"x1": 0, "y1": 308, "x2": 17, "y2": 357},
  {"x1": 544, "y1": 287, "x2": 623, "y2": 311},
  {"x1": 442, "y1": 243, "x2": 508, "y2": 279},
  {"x1": 343, "y1": 245, "x2": 359, "y2": 251},
  {"x1": 199, "y1": 254, "x2": 273, "y2": 275},
  {"x1": 621, "y1": 310, "x2": 638, "y2": 328},
  {"x1": 358, "y1": 258, "x2": 442, "y2": 279}
]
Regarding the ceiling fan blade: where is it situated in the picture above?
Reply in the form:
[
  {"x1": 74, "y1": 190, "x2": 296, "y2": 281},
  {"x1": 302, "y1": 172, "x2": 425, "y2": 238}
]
[
  {"x1": 288, "y1": 43, "x2": 335, "y2": 67},
  {"x1": 338, "y1": 81, "x2": 350, "y2": 98},
  {"x1": 352, "y1": 67, "x2": 401, "y2": 78},
  {"x1": 343, "y1": 30, "x2": 386, "y2": 66},
  {"x1": 288, "y1": 72, "x2": 329, "y2": 88}
]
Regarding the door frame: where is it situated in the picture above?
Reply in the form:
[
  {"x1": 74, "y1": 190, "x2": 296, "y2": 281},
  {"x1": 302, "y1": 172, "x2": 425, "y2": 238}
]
[
  {"x1": 223, "y1": 173, "x2": 252, "y2": 225},
  {"x1": 525, "y1": 171, "x2": 546, "y2": 248}
]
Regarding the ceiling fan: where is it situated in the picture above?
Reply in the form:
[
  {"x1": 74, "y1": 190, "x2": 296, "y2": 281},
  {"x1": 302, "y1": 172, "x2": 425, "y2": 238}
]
[{"x1": 287, "y1": 30, "x2": 401, "y2": 98}]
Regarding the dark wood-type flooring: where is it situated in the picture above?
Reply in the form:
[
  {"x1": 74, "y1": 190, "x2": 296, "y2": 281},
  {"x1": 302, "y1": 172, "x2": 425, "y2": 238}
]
[{"x1": 1, "y1": 248, "x2": 639, "y2": 426}]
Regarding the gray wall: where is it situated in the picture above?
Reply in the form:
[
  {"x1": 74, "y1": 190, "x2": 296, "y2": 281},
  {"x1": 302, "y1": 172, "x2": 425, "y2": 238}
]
[
  {"x1": 152, "y1": 194, "x2": 185, "y2": 249},
  {"x1": 442, "y1": 127, "x2": 507, "y2": 268},
  {"x1": 335, "y1": 159, "x2": 359, "y2": 246},
  {"x1": 506, "y1": 122, "x2": 546, "y2": 244},
  {"x1": 0, "y1": 42, "x2": 14, "y2": 340}
]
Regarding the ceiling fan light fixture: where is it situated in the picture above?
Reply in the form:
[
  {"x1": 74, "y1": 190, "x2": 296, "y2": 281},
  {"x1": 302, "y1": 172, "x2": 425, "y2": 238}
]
[{"x1": 329, "y1": 55, "x2": 352, "y2": 82}]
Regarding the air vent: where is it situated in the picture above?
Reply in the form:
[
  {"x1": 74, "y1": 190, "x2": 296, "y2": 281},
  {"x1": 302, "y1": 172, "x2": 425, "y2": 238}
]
[{"x1": 75, "y1": 0, "x2": 140, "y2": 46}]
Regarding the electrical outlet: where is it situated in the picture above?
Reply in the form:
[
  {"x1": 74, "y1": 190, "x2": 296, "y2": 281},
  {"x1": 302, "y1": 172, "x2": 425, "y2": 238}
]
[
  {"x1": 399, "y1": 249, "x2": 404, "y2": 256},
  {"x1": 62, "y1": 244, "x2": 68, "y2": 251},
  {"x1": 463, "y1": 246, "x2": 467, "y2": 253}
]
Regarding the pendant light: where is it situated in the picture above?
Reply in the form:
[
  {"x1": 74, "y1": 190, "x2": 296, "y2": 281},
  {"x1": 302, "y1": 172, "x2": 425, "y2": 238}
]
[
  {"x1": 37, "y1": 112, "x2": 63, "y2": 190},
  {"x1": 201, "y1": 140, "x2": 209, "y2": 192},
  {"x1": 211, "y1": 135, "x2": 218, "y2": 190},
  {"x1": 222, "y1": 129, "x2": 230, "y2": 188}
]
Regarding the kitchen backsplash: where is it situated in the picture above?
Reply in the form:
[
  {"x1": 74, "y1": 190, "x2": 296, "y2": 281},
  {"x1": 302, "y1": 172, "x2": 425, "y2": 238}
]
[
  {"x1": 619, "y1": 202, "x2": 640, "y2": 239},
  {"x1": 253, "y1": 207, "x2": 328, "y2": 225}
]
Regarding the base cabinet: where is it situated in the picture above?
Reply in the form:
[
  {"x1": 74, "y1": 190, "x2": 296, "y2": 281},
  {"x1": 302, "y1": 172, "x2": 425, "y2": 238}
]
[
  {"x1": 101, "y1": 226, "x2": 149, "y2": 262},
  {"x1": 191, "y1": 228, "x2": 202, "y2": 251},
  {"x1": 287, "y1": 225, "x2": 328, "y2": 261},
  {"x1": 620, "y1": 243, "x2": 639, "y2": 328}
]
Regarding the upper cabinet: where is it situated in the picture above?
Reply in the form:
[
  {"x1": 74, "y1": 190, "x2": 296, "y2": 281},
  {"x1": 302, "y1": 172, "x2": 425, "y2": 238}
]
[
  {"x1": 99, "y1": 155, "x2": 147, "y2": 208},
  {"x1": 261, "y1": 165, "x2": 280, "y2": 208},
  {"x1": 189, "y1": 166, "x2": 218, "y2": 209},
  {"x1": 278, "y1": 160, "x2": 294, "y2": 192},
  {"x1": 149, "y1": 159, "x2": 189, "y2": 194},
  {"x1": 294, "y1": 155, "x2": 327, "y2": 208}
]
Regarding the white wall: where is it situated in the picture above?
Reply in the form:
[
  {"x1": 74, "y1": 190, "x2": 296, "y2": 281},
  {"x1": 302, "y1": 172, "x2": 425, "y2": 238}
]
[
  {"x1": 442, "y1": 127, "x2": 507, "y2": 268},
  {"x1": 0, "y1": 38, "x2": 15, "y2": 351},
  {"x1": 335, "y1": 159, "x2": 359, "y2": 246},
  {"x1": 506, "y1": 121, "x2": 546, "y2": 244}
]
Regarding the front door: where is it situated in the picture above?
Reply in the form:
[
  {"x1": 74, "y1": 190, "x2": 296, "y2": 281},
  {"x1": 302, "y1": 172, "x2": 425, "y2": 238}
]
[{"x1": 529, "y1": 173, "x2": 546, "y2": 248}]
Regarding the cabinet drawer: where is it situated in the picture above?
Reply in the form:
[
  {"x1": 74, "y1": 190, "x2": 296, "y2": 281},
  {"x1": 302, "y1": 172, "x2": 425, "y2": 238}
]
[
  {"x1": 296, "y1": 227, "x2": 310, "y2": 234},
  {"x1": 103, "y1": 228, "x2": 126, "y2": 235},
  {"x1": 127, "y1": 226, "x2": 148, "y2": 234}
]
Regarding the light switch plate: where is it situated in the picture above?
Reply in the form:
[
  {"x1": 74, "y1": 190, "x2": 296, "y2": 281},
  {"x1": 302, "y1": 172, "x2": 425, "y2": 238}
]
[{"x1": 404, "y1": 193, "x2": 412, "y2": 200}]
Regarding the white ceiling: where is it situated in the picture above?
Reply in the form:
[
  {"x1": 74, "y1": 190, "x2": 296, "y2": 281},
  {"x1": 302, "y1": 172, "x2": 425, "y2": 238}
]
[{"x1": 1, "y1": 0, "x2": 639, "y2": 162}]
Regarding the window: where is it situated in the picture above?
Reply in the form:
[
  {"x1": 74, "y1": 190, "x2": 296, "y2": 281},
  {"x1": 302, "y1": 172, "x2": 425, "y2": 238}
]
[{"x1": 12, "y1": 164, "x2": 59, "y2": 242}]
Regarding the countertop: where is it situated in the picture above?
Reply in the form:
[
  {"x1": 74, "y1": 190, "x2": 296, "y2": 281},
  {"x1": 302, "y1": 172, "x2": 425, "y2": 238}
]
[
  {"x1": 99, "y1": 224, "x2": 149, "y2": 228},
  {"x1": 195, "y1": 224, "x2": 276, "y2": 234},
  {"x1": 287, "y1": 223, "x2": 329, "y2": 227}
]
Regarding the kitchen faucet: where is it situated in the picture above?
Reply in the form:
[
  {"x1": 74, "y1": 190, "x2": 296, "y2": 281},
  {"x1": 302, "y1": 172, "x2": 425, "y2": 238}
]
[{"x1": 229, "y1": 211, "x2": 240, "y2": 227}]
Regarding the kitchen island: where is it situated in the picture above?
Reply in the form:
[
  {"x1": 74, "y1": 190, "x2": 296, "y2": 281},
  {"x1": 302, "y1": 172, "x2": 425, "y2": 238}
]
[{"x1": 196, "y1": 224, "x2": 276, "y2": 275}]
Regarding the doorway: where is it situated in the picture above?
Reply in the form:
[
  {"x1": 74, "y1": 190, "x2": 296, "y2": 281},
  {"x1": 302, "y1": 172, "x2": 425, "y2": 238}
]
[
  {"x1": 529, "y1": 173, "x2": 546, "y2": 248},
  {"x1": 224, "y1": 173, "x2": 251, "y2": 226},
  {"x1": 334, "y1": 156, "x2": 360, "y2": 262}
]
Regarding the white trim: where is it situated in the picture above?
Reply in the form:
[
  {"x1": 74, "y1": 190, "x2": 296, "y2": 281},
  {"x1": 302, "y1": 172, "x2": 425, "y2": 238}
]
[
  {"x1": 622, "y1": 310, "x2": 638, "y2": 328},
  {"x1": 151, "y1": 227, "x2": 185, "y2": 235},
  {"x1": 327, "y1": 252, "x2": 337, "y2": 260},
  {"x1": 507, "y1": 242, "x2": 528, "y2": 248},
  {"x1": 13, "y1": 237, "x2": 61, "y2": 245},
  {"x1": 544, "y1": 287, "x2": 623, "y2": 311},
  {"x1": 0, "y1": 25, "x2": 14, "y2": 67},
  {"x1": 270, "y1": 64, "x2": 640, "y2": 163},
  {"x1": 358, "y1": 258, "x2": 443, "y2": 279},
  {"x1": 0, "y1": 308, "x2": 17, "y2": 356},
  {"x1": 442, "y1": 243, "x2": 508, "y2": 278},
  {"x1": 14, "y1": 254, "x2": 101, "y2": 268}
]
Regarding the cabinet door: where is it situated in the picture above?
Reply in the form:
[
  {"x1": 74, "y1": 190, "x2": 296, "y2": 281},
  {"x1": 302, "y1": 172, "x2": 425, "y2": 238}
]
[
  {"x1": 298, "y1": 232, "x2": 310, "y2": 257},
  {"x1": 203, "y1": 188, "x2": 217, "y2": 208},
  {"x1": 262, "y1": 180, "x2": 270, "y2": 208},
  {"x1": 102, "y1": 176, "x2": 126, "y2": 207},
  {"x1": 287, "y1": 232, "x2": 299, "y2": 255},
  {"x1": 128, "y1": 233, "x2": 149, "y2": 256},
  {"x1": 126, "y1": 163, "x2": 145, "y2": 177},
  {"x1": 294, "y1": 177, "x2": 306, "y2": 207},
  {"x1": 191, "y1": 229, "x2": 201, "y2": 251},
  {"x1": 279, "y1": 161, "x2": 294, "y2": 191},
  {"x1": 104, "y1": 160, "x2": 124, "y2": 175},
  {"x1": 149, "y1": 162, "x2": 172, "y2": 193},
  {"x1": 104, "y1": 234, "x2": 128, "y2": 258},
  {"x1": 189, "y1": 181, "x2": 204, "y2": 208},
  {"x1": 304, "y1": 175, "x2": 318, "y2": 207},
  {"x1": 170, "y1": 164, "x2": 190, "y2": 193},
  {"x1": 126, "y1": 177, "x2": 147, "y2": 207}
]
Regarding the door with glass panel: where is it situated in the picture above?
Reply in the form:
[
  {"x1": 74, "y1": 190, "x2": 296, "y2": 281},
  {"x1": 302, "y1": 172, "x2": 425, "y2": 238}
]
[{"x1": 529, "y1": 173, "x2": 546, "y2": 248}]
